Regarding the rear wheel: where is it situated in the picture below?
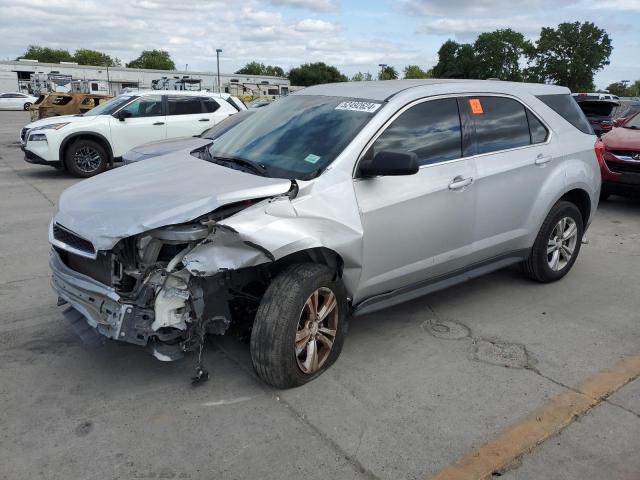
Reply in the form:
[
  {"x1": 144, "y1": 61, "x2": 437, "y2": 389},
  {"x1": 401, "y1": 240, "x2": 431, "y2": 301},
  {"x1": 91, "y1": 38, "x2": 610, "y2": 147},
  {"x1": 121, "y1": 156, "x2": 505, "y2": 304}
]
[
  {"x1": 64, "y1": 139, "x2": 108, "y2": 178},
  {"x1": 23, "y1": 102, "x2": 31, "y2": 111},
  {"x1": 250, "y1": 263, "x2": 346, "y2": 388},
  {"x1": 521, "y1": 201, "x2": 583, "y2": 283}
]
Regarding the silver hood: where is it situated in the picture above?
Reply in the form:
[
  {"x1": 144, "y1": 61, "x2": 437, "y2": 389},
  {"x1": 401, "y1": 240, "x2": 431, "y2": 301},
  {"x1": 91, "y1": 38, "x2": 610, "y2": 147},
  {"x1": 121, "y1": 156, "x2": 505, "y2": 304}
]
[
  {"x1": 53, "y1": 154, "x2": 292, "y2": 251},
  {"x1": 125, "y1": 137, "x2": 211, "y2": 159}
]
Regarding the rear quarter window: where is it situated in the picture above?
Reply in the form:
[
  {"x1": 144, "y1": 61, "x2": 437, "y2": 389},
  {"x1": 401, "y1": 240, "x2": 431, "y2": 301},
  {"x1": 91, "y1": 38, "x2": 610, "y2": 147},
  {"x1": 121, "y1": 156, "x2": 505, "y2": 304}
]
[{"x1": 536, "y1": 94, "x2": 594, "y2": 135}]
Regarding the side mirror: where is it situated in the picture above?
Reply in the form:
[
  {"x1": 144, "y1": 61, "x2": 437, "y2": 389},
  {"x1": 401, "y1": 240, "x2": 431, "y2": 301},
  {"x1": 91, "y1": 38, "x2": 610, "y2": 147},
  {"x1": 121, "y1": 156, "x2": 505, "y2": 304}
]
[
  {"x1": 359, "y1": 150, "x2": 419, "y2": 177},
  {"x1": 116, "y1": 110, "x2": 132, "y2": 121}
]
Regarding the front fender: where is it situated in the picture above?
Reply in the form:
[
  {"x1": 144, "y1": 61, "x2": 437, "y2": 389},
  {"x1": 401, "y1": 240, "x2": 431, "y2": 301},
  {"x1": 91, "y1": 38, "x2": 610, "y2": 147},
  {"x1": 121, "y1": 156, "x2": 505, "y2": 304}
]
[{"x1": 183, "y1": 175, "x2": 364, "y2": 295}]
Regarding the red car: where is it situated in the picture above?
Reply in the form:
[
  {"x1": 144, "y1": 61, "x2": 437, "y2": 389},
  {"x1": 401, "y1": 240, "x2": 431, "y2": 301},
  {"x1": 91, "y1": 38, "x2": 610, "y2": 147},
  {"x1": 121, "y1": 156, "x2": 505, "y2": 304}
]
[{"x1": 598, "y1": 112, "x2": 640, "y2": 199}]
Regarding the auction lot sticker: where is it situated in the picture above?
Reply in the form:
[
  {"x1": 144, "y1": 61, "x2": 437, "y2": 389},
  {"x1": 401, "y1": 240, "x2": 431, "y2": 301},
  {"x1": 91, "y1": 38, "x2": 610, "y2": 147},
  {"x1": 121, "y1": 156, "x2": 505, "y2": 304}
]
[
  {"x1": 335, "y1": 101, "x2": 382, "y2": 113},
  {"x1": 469, "y1": 98, "x2": 484, "y2": 114}
]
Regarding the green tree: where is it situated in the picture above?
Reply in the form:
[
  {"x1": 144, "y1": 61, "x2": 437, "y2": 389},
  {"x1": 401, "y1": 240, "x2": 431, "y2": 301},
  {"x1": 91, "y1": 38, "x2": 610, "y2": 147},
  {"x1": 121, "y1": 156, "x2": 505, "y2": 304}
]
[
  {"x1": 605, "y1": 82, "x2": 631, "y2": 97},
  {"x1": 629, "y1": 80, "x2": 640, "y2": 97},
  {"x1": 287, "y1": 62, "x2": 348, "y2": 86},
  {"x1": 526, "y1": 22, "x2": 612, "y2": 91},
  {"x1": 264, "y1": 65, "x2": 285, "y2": 77},
  {"x1": 18, "y1": 45, "x2": 74, "y2": 63},
  {"x1": 236, "y1": 61, "x2": 286, "y2": 77},
  {"x1": 378, "y1": 66, "x2": 398, "y2": 80},
  {"x1": 473, "y1": 29, "x2": 532, "y2": 81},
  {"x1": 403, "y1": 65, "x2": 431, "y2": 79},
  {"x1": 126, "y1": 50, "x2": 176, "y2": 70},
  {"x1": 351, "y1": 72, "x2": 373, "y2": 81},
  {"x1": 432, "y1": 40, "x2": 477, "y2": 78},
  {"x1": 73, "y1": 49, "x2": 120, "y2": 67}
]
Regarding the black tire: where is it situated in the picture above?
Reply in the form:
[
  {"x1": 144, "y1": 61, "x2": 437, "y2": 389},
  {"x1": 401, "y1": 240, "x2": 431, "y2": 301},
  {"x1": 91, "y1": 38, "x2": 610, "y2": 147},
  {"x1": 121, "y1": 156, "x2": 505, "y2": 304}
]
[
  {"x1": 23, "y1": 102, "x2": 31, "y2": 111},
  {"x1": 250, "y1": 263, "x2": 347, "y2": 389},
  {"x1": 64, "y1": 138, "x2": 108, "y2": 178},
  {"x1": 521, "y1": 201, "x2": 584, "y2": 283}
]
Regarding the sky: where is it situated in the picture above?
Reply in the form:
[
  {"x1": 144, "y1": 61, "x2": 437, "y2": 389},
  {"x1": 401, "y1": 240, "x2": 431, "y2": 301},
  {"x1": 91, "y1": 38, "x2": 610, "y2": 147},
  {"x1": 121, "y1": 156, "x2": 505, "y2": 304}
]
[{"x1": 0, "y1": 0, "x2": 638, "y2": 89}]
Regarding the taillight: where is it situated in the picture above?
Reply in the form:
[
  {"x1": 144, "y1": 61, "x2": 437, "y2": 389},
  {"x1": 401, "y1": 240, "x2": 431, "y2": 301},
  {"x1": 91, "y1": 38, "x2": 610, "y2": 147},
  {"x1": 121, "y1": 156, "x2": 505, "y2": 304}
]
[{"x1": 594, "y1": 139, "x2": 605, "y2": 167}]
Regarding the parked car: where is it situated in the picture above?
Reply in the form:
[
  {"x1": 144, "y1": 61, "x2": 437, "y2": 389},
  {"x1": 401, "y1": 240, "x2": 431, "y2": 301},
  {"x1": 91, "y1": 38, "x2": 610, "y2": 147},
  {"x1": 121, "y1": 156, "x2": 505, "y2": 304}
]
[
  {"x1": 49, "y1": 80, "x2": 599, "y2": 388},
  {"x1": 599, "y1": 112, "x2": 640, "y2": 199},
  {"x1": 573, "y1": 92, "x2": 619, "y2": 101},
  {"x1": 612, "y1": 101, "x2": 640, "y2": 128},
  {"x1": 247, "y1": 99, "x2": 273, "y2": 109},
  {"x1": 20, "y1": 90, "x2": 246, "y2": 177},
  {"x1": 0, "y1": 92, "x2": 39, "y2": 111},
  {"x1": 574, "y1": 98, "x2": 623, "y2": 136},
  {"x1": 122, "y1": 110, "x2": 254, "y2": 164},
  {"x1": 29, "y1": 92, "x2": 113, "y2": 122}
]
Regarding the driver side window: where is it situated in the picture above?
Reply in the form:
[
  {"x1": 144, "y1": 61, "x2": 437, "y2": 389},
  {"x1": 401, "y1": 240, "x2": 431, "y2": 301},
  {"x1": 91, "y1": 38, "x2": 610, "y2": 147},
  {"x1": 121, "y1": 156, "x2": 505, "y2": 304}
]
[
  {"x1": 119, "y1": 95, "x2": 163, "y2": 118},
  {"x1": 372, "y1": 98, "x2": 462, "y2": 166}
]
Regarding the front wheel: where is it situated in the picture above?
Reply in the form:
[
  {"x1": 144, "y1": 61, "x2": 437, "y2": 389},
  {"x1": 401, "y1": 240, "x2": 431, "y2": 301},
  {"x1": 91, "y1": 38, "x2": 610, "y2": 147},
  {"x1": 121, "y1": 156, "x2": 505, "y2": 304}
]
[
  {"x1": 23, "y1": 102, "x2": 31, "y2": 111},
  {"x1": 64, "y1": 139, "x2": 108, "y2": 178},
  {"x1": 521, "y1": 201, "x2": 584, "y2": 283},
  {"x1": 250, "y1": 263, "x2": 347, "y2": 389}
]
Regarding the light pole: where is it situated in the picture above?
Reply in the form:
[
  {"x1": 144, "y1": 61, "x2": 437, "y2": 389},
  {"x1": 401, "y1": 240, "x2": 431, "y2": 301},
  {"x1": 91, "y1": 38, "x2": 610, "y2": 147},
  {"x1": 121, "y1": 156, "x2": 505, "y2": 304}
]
[
  {"x1": 378, "y1": 63, "x2": 387, "y2": 80},
  {"x1": 216, "y1": 49, "x2": 222, "y2": 92}
]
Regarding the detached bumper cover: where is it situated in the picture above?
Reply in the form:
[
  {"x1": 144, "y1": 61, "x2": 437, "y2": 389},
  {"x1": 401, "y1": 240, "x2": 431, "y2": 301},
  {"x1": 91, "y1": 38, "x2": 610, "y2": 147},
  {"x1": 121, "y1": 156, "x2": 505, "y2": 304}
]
[{"x1": 50, "y1": 249, "x2": 154, "y2": 345}]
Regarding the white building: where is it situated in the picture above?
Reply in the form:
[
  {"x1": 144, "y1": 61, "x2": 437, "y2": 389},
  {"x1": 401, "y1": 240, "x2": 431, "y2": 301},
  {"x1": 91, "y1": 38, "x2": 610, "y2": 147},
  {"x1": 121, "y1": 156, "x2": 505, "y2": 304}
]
[{"x1": 0, "y1": 59, "x2": 291, "y2": 98}]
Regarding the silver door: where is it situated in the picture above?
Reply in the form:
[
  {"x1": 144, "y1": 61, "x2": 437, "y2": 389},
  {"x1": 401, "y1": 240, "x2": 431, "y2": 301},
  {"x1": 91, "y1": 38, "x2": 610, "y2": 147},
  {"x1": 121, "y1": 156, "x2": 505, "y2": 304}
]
[
  {"x1": 464, "y1": 95, "x2": 559, "y2": 261},
  {"x1": 353, "y1": 97, "x2": 477, "y2": 301}
]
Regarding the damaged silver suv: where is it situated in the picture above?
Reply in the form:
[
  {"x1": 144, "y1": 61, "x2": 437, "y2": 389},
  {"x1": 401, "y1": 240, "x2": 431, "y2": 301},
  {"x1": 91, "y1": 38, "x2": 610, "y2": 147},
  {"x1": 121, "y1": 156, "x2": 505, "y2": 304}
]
[{"x1": 50, "y1": 80, "x2": 600, "y2": 388}]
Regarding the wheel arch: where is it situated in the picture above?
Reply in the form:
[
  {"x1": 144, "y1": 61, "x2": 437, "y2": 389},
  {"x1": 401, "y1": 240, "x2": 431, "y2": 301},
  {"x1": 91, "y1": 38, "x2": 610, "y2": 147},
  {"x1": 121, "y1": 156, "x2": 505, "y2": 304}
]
[
  {"x1": 59, "y1": 132, "x2": 114, "y2": 168},
  {"x1": 558, "y1": 188, "x2": 592, "y2": 227},
  {"x1": 267, "y1": 247, "x2": 344, "y2": 279}
]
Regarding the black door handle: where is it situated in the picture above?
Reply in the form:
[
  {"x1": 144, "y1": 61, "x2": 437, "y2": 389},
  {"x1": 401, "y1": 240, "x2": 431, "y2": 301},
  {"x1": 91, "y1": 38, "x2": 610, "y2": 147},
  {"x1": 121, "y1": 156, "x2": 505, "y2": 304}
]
[
  {"x1": 198, "y1": 118, "x2": 210, "y2": 122},
  {"x1": 153, "y1": 122, "x2": 165, "y2": 125}
]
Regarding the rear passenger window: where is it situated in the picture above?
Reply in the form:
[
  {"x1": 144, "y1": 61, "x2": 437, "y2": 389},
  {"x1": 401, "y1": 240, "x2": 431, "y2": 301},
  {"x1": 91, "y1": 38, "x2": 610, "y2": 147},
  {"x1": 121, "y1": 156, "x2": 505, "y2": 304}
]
[
  {"x1": 168, "y1": 96, "x2": 203, "y2": 115},
  {"x1": 372, "y1": 98, "x2": 462, "y2": 166},
  {"x1": 536, "y1": 94, "x2": 593, "y2": 135},
  {"x1": 202, "y1": 98, "x2": 220, "y2": 113},
  {"x1": 470, "y1": 97, "x2": 530, "y2": 154},
  {"x1": 527, "y1": 110, "x2": 548, "y2": 144}
]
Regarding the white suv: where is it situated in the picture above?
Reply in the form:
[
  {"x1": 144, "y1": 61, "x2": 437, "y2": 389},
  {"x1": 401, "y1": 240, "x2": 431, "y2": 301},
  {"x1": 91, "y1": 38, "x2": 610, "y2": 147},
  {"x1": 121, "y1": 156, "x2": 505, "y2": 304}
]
[{"x1": 20, "y1": 90, "x2": 246, "y2": 177}]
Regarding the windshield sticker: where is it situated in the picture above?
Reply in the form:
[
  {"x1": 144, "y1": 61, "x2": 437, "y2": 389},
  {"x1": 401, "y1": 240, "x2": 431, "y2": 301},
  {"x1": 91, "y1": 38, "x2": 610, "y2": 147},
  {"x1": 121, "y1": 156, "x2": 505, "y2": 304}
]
[
  {"x1": 335, "y1": 101, "x2": 382, "y2": 113},
  {"x1": 469, "y1": 98, "x2": 484, "y2": 115},
  {"x1": 304, "y1": 154, "x2": 321, "y2": 164}
]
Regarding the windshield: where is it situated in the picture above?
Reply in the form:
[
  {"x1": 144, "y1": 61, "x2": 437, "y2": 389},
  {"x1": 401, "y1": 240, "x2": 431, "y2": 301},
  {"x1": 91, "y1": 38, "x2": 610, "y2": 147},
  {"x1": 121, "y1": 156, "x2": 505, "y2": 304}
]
[
  {"x1": 83, "y1": 95, "x2": 136, "y2": 116},
  {"x1": 625, "y1": 113, "x2": 640, "y2": 128},
  {"x1": 577, "y1": 101, "x2": 617, "y2": 117},
  {"x1": 202, "y1": 110, "x2": 255, "y2": 139},
  {"x1": 209, "y1": 95, "x2": 381, "y2": 179}
]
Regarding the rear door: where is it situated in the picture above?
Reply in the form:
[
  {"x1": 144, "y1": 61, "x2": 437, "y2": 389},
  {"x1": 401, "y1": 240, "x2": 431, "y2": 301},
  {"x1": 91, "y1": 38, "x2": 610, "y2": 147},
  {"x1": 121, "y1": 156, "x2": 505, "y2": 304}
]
[
  {"x1": 108, "y1": 95, "x2": 166, "y2": 156},
  {"x1": 464, "y1": 95, "x2": 556, "y2": 262},
  {"x1": 165, "y1": 96, "x2": 216, "y2": 138},
  {"x1": 354, "y1": 96, "x2": 478, "y2": 300}
]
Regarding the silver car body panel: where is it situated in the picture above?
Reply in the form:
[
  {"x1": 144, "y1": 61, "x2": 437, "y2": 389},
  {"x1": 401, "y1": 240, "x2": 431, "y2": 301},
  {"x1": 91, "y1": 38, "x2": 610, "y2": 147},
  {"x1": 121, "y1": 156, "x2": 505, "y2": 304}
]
[
  {"x1": 122, "y1": 137, "x2": 211, "y2": 164},
  {"x1": 52, "y1": 154, "x2": 292, "y2": 252},
  {"x1": 51, "y1": 79, "x2": 600, "y2": 317}
]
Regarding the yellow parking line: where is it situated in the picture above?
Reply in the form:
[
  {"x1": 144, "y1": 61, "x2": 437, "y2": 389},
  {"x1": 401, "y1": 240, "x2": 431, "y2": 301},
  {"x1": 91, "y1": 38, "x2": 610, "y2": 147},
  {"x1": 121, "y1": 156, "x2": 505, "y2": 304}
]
[{"x1": 431, "y1": 354, "x2": 640, "y2": 480}]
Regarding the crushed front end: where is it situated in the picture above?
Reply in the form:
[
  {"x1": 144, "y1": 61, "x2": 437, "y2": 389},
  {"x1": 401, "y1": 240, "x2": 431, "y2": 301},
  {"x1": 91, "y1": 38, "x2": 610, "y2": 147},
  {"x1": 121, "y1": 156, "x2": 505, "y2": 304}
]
[{"x1": 49, "y1": 210, "x2": 251, "y2": 363}]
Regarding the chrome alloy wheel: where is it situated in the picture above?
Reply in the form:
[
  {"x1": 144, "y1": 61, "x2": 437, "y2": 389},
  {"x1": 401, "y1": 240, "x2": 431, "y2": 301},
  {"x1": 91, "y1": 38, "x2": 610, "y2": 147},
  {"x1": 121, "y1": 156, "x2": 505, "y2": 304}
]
[
  {"x1": 73, "y1": 146, "x2": 102, "y2": 173},
  {"x1": 547, "y1": 217, "x2": 578, "y2": 271},
  {"x1": 295, "y1": 287, "x2": 339, "y2": 375}
]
